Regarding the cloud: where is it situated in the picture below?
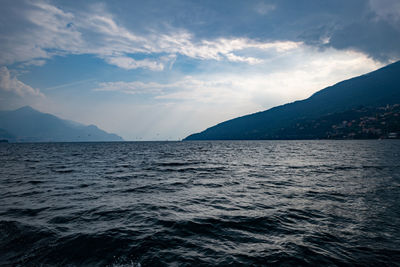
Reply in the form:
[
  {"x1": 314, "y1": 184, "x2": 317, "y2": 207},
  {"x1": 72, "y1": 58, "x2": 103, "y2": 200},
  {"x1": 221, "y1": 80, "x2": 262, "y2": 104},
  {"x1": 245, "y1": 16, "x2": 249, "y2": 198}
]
[
  {"x1": 103, "y1": 54, "x2": 177, "y2": 71},
  {"x1": 77, "y1": 13, "x2": 300, "y2": 65},
  {"x1": 0, "y1": 66, "x2": 44, "y2": 97},
  {"x1": 294, "y1": 0, "x2": 400, "y2": 62},
  {"x1": 328, "y1": 20, "x2": 400, "y2": 62},
  {"x1": 104, "y1": 56, "x2": 165, "y2": 71},
  {"x1": 369, "y1": 0, "x2": 400, "y2": 22},
  {"x1": 173, "y1": 38, "x2": 300, "y2": 61},
  {"x1": 0, "y1": 1, "x2": 301, "y2": 70},
  {"x1": 95, "y1": 47, "x2": 382, "y2": 106},
  {"x1": 0, "y1": 1, "x2": 82, "y2": 65},
  {"x1": 225, "y1": 53, "x2": 262, "y2": 64},
  {"x1": 2, "y1": 0, "x2": 399, "y2": 67}
]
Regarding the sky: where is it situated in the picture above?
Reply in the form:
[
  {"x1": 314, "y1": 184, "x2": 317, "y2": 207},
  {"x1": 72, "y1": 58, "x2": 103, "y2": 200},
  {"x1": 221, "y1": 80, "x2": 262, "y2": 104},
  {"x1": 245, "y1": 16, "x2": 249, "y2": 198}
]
[{"x1": 0, "y1": 0, "x2": 399, "y2": 140}]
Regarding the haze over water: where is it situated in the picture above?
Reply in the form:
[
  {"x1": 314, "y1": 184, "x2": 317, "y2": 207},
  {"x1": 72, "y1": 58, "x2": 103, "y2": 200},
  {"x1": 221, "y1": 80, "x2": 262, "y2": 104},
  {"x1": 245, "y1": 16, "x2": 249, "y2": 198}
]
[{"x1": 1, "y1": 140, "x2": 400, "y2": 266}]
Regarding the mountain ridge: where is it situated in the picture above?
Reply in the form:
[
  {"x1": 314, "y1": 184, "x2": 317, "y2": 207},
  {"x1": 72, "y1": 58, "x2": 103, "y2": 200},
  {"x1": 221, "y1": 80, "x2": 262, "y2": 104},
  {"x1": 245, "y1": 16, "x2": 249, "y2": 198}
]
[
  {"x1": 0, "y1": 106, "x2": 123, "y2": 142},
  {"x1": 185, "y1": 60, "x2": 400, "y2": 140}
]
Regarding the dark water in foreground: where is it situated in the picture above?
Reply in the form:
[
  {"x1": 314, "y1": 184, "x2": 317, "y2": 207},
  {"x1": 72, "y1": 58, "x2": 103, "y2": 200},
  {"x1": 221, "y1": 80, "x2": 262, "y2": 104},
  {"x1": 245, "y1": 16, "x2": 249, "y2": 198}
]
[{"x1": 1, "y1": 141, "x2": 400, "y2": 266}]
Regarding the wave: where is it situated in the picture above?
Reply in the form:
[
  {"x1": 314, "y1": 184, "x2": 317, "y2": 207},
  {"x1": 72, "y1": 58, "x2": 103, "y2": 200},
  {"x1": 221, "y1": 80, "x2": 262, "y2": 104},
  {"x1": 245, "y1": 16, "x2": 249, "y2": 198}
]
[{"x1": 1, "y1": 141, "x2": 400, "y2": 266}]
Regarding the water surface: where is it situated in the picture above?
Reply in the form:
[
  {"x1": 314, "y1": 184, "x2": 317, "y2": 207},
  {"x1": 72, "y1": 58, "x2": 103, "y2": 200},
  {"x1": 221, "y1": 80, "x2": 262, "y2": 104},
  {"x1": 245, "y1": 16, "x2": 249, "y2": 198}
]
[{"x1": 1, "y1": 141, "x2": 400, "y2": 266}]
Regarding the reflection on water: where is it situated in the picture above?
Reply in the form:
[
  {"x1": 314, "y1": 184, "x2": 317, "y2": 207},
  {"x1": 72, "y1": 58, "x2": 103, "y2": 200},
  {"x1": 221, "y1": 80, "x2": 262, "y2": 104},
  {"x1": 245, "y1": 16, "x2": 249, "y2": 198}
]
[{"x1": 0, "y1": 140, "x2": 400, "y2": 266}]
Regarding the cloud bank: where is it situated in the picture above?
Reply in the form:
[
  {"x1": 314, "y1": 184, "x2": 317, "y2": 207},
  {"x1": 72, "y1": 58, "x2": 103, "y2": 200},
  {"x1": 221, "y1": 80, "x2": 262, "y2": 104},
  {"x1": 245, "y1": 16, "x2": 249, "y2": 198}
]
[
  {"x1": 1, "y1": 0, "x2": 399, "y2": 70},
  {"x1": 0, "y1": 1, "x2": 300, "y2": 71}
]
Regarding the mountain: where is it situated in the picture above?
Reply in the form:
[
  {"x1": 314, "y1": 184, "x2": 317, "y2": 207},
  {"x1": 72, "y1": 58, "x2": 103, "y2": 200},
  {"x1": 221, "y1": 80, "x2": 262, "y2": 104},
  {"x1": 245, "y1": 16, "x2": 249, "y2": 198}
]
[
  {"x1": 0, "y1": 106, "x2": 123, "y2": 142},
  {"x1": 185, "y1": 60, "x2": 400, "y2": 140}
]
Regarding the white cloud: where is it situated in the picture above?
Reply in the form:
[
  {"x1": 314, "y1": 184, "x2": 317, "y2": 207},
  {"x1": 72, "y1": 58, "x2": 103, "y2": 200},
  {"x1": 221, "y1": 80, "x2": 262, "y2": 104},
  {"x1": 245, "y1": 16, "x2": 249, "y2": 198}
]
[
  {"x1": 0, "y1": 66, "x2": 44, "y2": 97},
  {"x1": 0, "y1": 1, "x2": 300, "y2": 70},
  {"x1": 225, "y1": 53, "x2": 262, "y2": 64},
  {"x1": 160, "y1": 36, "x2": 301, "y2": 61},
  {"x1": 0, "y1": 1, "x2": 83, "y2": 65},
  {"x1": 103, "y1": 54, "x2": 177, "y2": 71},
  {"x1": 104, "y1": 56, "x2": 164, "y2": 71}
]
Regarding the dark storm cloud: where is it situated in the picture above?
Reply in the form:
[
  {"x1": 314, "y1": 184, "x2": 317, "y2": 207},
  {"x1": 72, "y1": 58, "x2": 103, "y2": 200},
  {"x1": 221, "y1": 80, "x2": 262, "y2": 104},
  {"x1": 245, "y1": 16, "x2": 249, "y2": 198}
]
[
  {"x1": 294, "y1": 0, "x2": 400, "y2": 61},
  {"x1": 96, "y1": 0, "x2": 399, "y2": 62},
  {"x1": 329, "y1": 19, "x2": 400, "y2": 61}
]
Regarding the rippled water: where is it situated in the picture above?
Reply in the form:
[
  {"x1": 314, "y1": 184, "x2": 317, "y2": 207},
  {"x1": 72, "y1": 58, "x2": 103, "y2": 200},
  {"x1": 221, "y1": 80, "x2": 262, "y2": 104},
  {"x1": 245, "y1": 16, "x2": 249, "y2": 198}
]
[{"x1": 1, "y1": 141, "x2": 400, "y2": 266}]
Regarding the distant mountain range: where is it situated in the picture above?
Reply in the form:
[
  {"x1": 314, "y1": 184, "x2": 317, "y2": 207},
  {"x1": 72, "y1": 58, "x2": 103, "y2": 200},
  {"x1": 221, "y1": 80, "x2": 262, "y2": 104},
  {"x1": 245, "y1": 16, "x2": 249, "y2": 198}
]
[
  {"x1": 0, "y1": 106, "x2": 123, "y2": 142},
  {"x1": 185, "y1": 61, "x2": 400, "y2": 140}
]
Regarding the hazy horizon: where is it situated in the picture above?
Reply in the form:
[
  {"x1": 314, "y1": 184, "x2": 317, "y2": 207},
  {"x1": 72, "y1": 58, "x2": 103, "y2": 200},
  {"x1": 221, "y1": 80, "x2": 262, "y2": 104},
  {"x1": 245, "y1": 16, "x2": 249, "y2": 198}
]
[{"x1": 1, "y1": 0, "x2": 399, "y2": 140}]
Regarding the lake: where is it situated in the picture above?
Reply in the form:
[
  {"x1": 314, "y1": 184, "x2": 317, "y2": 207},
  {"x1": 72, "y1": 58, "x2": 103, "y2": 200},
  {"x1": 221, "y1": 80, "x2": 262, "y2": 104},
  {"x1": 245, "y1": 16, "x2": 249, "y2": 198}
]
[{"x1": 1, "y1": 140, "x2": 400, "y2": 266}]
